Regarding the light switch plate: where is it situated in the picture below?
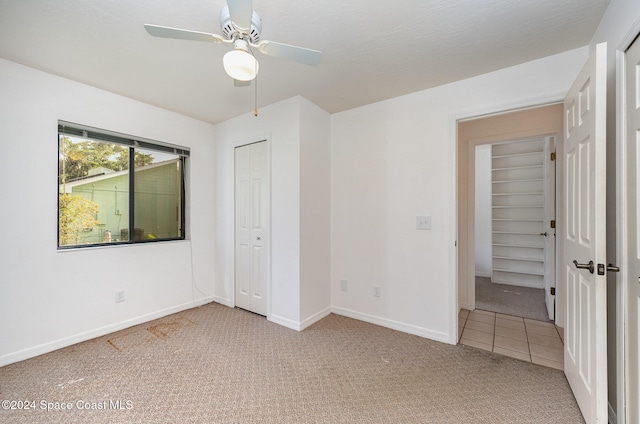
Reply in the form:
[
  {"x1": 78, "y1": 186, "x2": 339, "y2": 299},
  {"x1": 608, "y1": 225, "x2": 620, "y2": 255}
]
[{"x1": 416, "y1": 215, "x2": 431, "y2": 230}]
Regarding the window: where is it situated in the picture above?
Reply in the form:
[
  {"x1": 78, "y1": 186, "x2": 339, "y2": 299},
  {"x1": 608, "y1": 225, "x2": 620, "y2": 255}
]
[{"x1": 58, "y1": 122, "x2": 188, "y2": 248}]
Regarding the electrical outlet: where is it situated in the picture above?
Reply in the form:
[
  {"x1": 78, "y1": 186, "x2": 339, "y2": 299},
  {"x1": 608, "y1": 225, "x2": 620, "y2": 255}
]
[
  {"x1": 115, "y1": 290, "x2": 125, "y2": 303},
  {"x1": 373, "y1": 286, "x2": 381, "y2": 297},
  {"x1": 340, "y1": 280, "x2": 348, "y2": 292}
]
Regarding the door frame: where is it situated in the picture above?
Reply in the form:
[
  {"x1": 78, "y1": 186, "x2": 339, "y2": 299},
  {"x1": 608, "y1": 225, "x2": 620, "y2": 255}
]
[
  {"x1": 231, "y1": 137, "x2": 272, "y2": 318},
  {"x1": 456, "y1": 103, "x2": 564, "y2": 322}
]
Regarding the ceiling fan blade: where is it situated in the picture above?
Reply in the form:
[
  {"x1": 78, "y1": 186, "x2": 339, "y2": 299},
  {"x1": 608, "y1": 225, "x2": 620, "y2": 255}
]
[
  {"x1": 227, "y1": 0, "x2": 253, "y2": 31},
  {"x1": 234, "y1": 79, "x2": 251, "y2": 87},
  {"x1": 258, "y1": 41, "x2": 322, "y2": 66},
  {"x1": 144, "y1": 24, "x2": 225, "y2": 43}
]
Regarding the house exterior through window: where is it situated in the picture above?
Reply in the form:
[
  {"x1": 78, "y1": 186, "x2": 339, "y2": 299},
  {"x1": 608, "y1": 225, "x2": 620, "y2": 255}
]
[{"x1": 58, "y1": 122, "x2": 188, "y2": 248}]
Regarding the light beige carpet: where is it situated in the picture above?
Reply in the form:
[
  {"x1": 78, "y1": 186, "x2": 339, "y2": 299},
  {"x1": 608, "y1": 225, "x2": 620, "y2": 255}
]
[{"x1": 0, "y1": 303, "x2": 584, "y2": 423}]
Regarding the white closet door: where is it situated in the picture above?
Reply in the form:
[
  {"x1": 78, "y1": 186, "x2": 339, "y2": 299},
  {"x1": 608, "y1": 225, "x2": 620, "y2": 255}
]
[{"x1": 235, "y1": 141, "x2": 268, "y2": 316}]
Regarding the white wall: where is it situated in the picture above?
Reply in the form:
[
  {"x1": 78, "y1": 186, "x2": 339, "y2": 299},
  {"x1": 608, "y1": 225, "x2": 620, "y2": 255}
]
[
  {"x1": 214, "y1": 98, "x2": 301, "y2": 326},
  {"x1": 474, "y1": 144, "x2": 492, "y2": 277},
  {"x1": 331, "y1": 47, "x2": 588, "y2": 344},
  {"x1": 214, "y1": 96, "x2": 331, "y2": 330},
  {"x1": 0, "y1": 58, "x2": 216, "y2": 367},
  {"x1": 299, "y1": 98, "x2": 332, "y2": 326}
]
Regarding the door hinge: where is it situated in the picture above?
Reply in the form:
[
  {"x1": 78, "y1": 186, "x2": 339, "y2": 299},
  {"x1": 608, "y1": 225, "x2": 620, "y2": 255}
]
[
  {"x1": 550, "y1": 220, "x2": 556, "y2": 229},
  {"x1": 550, "y1": 152, "x2": 556, "y2": 161},
  {"x1": 550, "y1": 287, "x2": 556, "y2": 296}
]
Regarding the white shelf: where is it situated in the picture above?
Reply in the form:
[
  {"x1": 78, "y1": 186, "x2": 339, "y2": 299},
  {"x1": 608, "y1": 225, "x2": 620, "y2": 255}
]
[
  {"x1": 492, "y1": 218, "x2": 543, "y2": 222},
  {"x1": 492, "y1": 165, "x2": 542, "y2": 172},
  {"x1": 493, "y1": 243, "x2": 543, "y2": 249},
  {"x1": 492, "y1": 192, "x2": 544, "y2": 196},
  {"x1": 493, "y1": 268, "x2": 544, "y2": 276},
  {"x1": 493, "y1": 178, "x2": 544, "y2": 183},
  {"x1": 492, "y1": 151, "x2": 543, "y2": 159},
  {"x1": 491, "y1": 140, "x2": 547, "y2": 287},
  {"x1": 493, "y1": 231, "x2": 544, "y2": 236},
  {"x1": 493, "y1": 255, "x2": 543, "y2": 262},
  {"x1": 492, "y1": 205, "x2": 543, "y2": 209}
]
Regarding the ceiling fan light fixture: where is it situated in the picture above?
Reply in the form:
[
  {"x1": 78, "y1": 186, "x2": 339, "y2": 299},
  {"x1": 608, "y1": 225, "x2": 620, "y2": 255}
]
[
  {"x1": 223, "y1": 40, "x2": 259, "y2": 81},
  {"x1": 145, "y1": 2, "x2": 322, "y2": 85}
]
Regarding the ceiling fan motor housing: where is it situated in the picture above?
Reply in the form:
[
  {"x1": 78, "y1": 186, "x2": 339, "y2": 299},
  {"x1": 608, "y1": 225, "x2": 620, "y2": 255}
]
[{"x1": 219, "y1": 5, "x2": 262, "y2": 43}]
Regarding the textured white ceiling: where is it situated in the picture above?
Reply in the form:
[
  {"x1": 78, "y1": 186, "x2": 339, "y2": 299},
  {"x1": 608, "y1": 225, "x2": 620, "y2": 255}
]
[{"x1": 0, "y1": 0, "x2": 609, "y2": 124}]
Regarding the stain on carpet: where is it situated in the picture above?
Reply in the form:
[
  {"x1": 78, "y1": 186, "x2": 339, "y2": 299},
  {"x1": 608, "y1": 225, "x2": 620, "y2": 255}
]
[{"x1": 106, "y1": 316, "x2": 196, "y2": 351}]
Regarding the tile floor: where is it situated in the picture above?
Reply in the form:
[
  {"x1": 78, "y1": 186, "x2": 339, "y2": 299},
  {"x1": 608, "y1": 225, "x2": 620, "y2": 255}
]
[{"x1": 458, "y1": 309, "x2": 565, "y2": 370}]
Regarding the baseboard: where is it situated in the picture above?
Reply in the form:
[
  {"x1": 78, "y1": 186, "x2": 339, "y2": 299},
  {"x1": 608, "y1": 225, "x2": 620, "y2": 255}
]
[
  {"x1": 0, "y1": 296, "x2": 216, "y2": 368},
  {"x1": 299, "y1": 307, "x2": 332, "y2": 331},
  {"x1": 212, "y1": 295, "x2": 233, "y2": 308},
  {"x1": 491, "y1": 280, "x2": 544, "y2": 289},
  {"x1": 608, "y1": 402, "x2": 616, "y2": 424},
  {"x1": 268, "y1": 314, "x2": 302, "y2": 331},
  {"x1": 475, "y1": 272, "x2": 491, "y2": 278},
  {"x1": 268, "y1": 307, "x2": 332, "y2": 332},
  {"x1": 331, "y1": 307, "x2": 451, "y2": 344}
]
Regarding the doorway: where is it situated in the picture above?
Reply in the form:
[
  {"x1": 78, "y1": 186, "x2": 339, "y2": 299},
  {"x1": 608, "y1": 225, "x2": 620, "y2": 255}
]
[
  {"x1": 456, "y1": 104, "x2": 565, "y2": 369},
  {"x1": 457, "y1": 103, "x2": 564, "y2": 323},
  {"x1": 474, "y1": 136, "x2": 556, "y2": 322},
  {"x1": 234, "y1": 141, "x2": 268, "y2": 316}
]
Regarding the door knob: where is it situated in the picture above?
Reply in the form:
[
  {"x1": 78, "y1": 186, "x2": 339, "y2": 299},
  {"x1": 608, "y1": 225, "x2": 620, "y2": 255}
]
[
  {"x1": 573, "y1": 260, "x2": 594, "y2": 274},
  {"x1": 540, "y1": 232, "x2": 548, "y2": 236},
  {"x1": 607, "y1": 264, "x2": 620, "y2": 272},
  {"x1": 256, "y1": 236, "x2": 261, "y2": 241}
]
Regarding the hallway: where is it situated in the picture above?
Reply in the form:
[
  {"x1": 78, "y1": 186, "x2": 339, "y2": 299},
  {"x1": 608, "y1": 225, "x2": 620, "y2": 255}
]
[{"x1": 458, "y1": 309, "x2": 564, "y2": 370}]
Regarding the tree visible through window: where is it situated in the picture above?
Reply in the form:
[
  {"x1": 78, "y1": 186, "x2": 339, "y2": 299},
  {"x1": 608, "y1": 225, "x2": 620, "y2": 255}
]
[{"x1": 58, "y1": 123, "x2": 188, "y2": 248}]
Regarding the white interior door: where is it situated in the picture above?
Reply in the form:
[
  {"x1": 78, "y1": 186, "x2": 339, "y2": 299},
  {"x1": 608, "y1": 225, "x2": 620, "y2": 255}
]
[
  {"x1": 562, "y1": 42, "x2": 608, "y2": 424},
  {"x1": 625, "y1": 34, "x2": 640, "y2": 424},
  {"x1": 235, "y1": 141, "x2": 268, "y2": 316}
]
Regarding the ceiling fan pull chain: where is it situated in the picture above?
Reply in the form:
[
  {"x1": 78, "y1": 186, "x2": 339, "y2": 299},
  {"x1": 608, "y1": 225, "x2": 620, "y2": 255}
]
[{"x1": 254, "y1": 56, "x2": 259, "y2": 117}]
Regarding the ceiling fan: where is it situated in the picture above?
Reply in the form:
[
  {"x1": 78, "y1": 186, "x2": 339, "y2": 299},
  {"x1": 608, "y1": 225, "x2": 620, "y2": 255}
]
[{"x1": 144, "y1": 0, "x2": 322, "y2": 85}]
